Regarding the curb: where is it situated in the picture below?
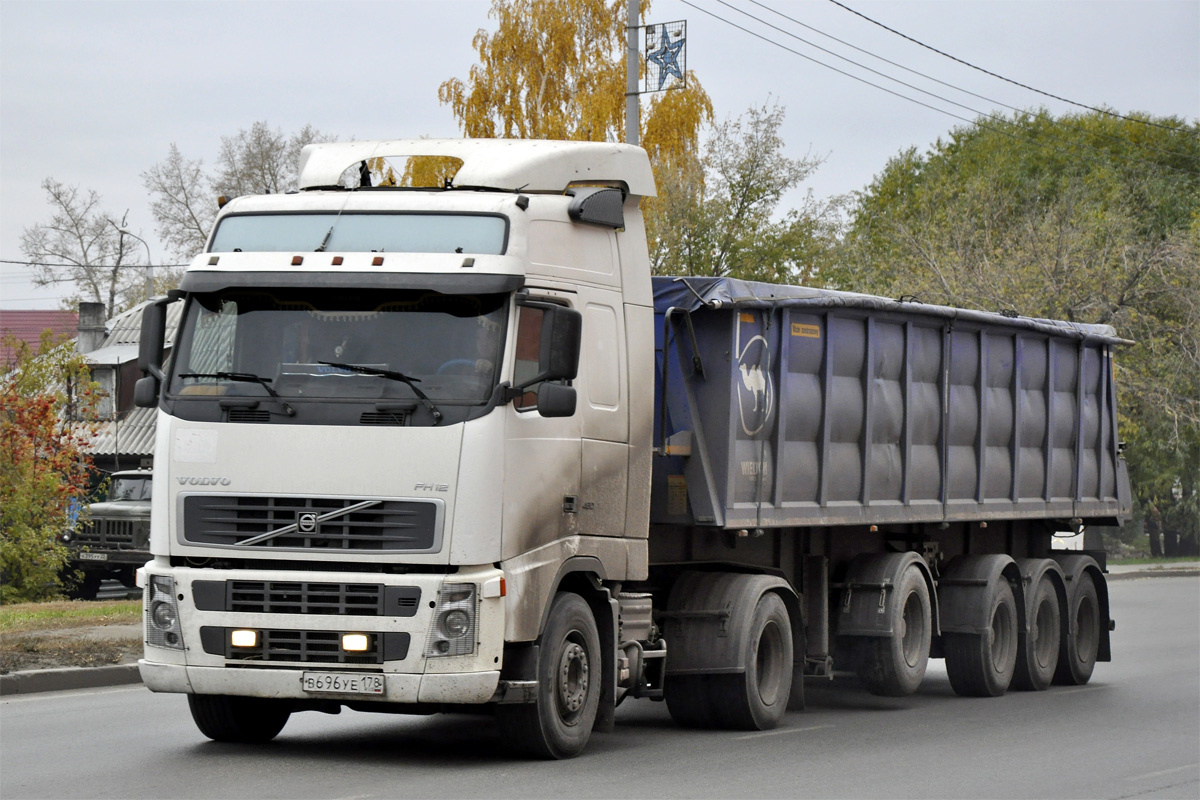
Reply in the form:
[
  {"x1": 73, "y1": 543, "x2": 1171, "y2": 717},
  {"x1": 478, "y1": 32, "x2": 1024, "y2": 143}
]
[
  {"x1": 1, "y1": 568, "x2": 1195, "y2": 696},
  {"x1": 1107, "y1": 567, "x2": 1200, "y2": 581},
  {"x1": 0, "y1": 663, "x2": 142, "y2": 696}
]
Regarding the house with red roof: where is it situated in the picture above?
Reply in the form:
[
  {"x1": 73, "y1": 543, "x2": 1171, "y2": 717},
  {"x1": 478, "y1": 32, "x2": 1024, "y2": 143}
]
[{"x1": 0, "y1": 309, "x2": 79, "y2": 369}]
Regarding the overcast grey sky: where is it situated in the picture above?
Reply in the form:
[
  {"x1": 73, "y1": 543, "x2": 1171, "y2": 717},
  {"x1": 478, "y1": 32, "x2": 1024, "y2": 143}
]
[{"x1": 2, "y1": 0, "x2": 1197, "y2": 310}]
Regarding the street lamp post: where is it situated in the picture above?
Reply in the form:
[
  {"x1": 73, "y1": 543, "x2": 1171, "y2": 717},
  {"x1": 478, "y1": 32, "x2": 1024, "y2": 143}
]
[{"x1": 111, "y1": 221, "x2": 154, "y2": 299}]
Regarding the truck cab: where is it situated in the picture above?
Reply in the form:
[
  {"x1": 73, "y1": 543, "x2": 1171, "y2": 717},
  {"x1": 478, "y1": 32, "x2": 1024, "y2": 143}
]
[{"x1": 63, "y1": 470, "x2": 153, "y2": 599}]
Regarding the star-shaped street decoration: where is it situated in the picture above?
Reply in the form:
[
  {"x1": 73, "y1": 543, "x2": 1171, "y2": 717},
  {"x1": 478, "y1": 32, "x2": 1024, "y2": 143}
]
[{"x1": 647, "y1": 25, "x2": 685, "y2": 91}]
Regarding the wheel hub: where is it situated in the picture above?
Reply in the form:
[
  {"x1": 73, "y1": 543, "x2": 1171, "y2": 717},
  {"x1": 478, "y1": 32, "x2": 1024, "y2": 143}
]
[{"x1": 558, "y1": 641, "x2": 589, "y2": 713}]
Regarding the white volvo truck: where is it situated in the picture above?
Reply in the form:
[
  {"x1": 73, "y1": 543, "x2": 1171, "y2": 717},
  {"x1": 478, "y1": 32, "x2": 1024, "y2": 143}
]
[{"x1": 135, "y1": 139, "x2": 1129, "y2": 758}]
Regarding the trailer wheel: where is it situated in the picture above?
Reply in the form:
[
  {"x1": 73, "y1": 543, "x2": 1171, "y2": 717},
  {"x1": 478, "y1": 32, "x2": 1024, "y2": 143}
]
[
  {"x1": 187, "y1": 695, "x2": 291, "y2": 743},
  {"x1": 711, "y1": 592, "x2": 792, "y2": 730},
  {"x1": 497, "y1": 593, "x2": 600, "y2": 759},
  {"x1": 857, "y1": 564, "x2": 931, "y2": 697},
  {"x1": 1053, "y1": 572, "x2": 1099, "y2": 686},
  {"x1": 945, "y1": 576, "x2": 1018, "y2": 697},
  {"x1": 1013, "y1": 573, "x2": 1061, "y2": 691}
]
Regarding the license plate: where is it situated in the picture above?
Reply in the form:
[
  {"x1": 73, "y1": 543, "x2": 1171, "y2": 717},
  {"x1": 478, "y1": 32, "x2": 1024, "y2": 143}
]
[
  {"x1": 78, "y1": 552, "x2": 108, "y2": 562},
  {"x1": 301, "y1": 672, "x2": 384, "y2": 696}
]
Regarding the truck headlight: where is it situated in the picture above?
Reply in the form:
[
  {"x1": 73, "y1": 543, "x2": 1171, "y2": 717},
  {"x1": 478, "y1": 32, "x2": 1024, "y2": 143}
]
[
  {"x1": 146, "y1": 575, "x2": 184, "y2": 650},
  {"x1": 426, "y1": 583, "x2": 476, "y2": 657}
]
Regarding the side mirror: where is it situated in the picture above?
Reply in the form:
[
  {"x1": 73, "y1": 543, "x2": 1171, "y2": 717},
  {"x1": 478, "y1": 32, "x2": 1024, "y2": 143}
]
[
  {"x1": 537, "y1": 383, "x2": 577, "y2": 418},
  {"x1": 134, "y1": 375, "x2": 160, "y2": 409},
  {"x1": 136, "y1": 293, "x2": 180, "y2": 407},
  {"x1": 516, "y1": 298, "x2": 582, "y2": 386}
]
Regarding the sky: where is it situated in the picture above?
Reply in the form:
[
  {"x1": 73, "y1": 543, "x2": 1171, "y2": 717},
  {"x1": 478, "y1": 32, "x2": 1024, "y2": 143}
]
[{"x1": 2, "y1": 0, "x2": 1197, "y2": 310}]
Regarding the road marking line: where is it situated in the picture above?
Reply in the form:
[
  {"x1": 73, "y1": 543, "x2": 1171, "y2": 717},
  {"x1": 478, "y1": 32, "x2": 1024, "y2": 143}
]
[
  {"x1": 1125, "y1": 763, "x2": 1200, "y2": 782},
  {"x1": 735, "y1": 724, "x2": 834, "y2": 740}
]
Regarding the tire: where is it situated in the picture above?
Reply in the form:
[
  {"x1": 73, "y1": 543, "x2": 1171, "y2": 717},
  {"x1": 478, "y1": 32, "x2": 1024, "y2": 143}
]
[
  {"x1": 187, "y1": 695, "x2": 291, "y2": 743},
  {"x1": 710, "y1": 592, "x2": 793, "y2": 730},
  {"x1": 945, "y1": 576, "x2": 1019, "y2": 697},
  {"x1": 1053, "y1": 572, "x2": 1100, "y2": 686},
  {"x1": 857, "y1": 565, "x2": 931, "y2": 697},
  {"x1": 1013, "y1": 573, "x2": 1061, "y2": 691},
  {"x1": 497, "y1": 593, "x2": 601, "y2": 759}
]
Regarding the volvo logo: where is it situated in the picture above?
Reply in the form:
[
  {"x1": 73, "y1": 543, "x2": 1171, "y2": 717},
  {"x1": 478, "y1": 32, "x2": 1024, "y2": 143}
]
[
  {"x1": 176, "y1": 476, "x2": 232, "y2": 486},
  {"x1": 297, "y1": 512, "x2": 319, "y2": 533}
]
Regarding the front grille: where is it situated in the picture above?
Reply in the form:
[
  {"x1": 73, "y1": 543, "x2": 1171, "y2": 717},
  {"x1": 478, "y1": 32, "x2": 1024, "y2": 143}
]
[
  {"x1": 183, "y1": 496, "x2": 438, "y2": 551},
  {"x1": 199, "y1": 627, "x2": 411, "y2": 664},
  {"x1": 192, "y1": 579, "x2": 420, "y2": 617},
  {"x1": 231, "y1": 581, "x2": 381, "y2": 614},
  {"x1": 76, "y1": 519, "x2": 148, "y2": 549}
]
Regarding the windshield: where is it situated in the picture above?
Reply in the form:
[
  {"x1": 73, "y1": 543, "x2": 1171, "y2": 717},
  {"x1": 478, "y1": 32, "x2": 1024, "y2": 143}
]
[
  {"x1": 167, "y1": 288, "x2": 507, "y2": 424},
  {"x1": 109, "y1": 476, "x2": 152, "y2": 501},
  {"x1": 209, "y1": 213, "x2": 507, "y2": 254}
]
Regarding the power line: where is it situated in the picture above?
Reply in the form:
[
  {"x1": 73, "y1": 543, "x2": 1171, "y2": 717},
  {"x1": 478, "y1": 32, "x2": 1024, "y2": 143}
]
[
  {"x1": 680, "y1": 1, "x2": 1198, "y2": 177},
  {"x1": 740, "y1": 0, "x2": 1196, "y2": 162},
  {"x1": 825, "y1": 0, "x2": 1195, "y2": 134},
  {"x1": 1, "y1": 259, "x2": 186, "y2": 269}
]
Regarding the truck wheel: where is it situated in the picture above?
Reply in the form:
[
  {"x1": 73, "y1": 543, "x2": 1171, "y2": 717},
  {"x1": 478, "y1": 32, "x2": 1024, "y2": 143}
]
[
  {"x1": 857, "y1": 565, "x2": 931, "y2": 697},
  {"x1": 1013, "y1": 573, "x2": 1061, "y2": 691},
  {"x1": 945, "y1": 576, "x2": 1018, "y2": 697},
  {"x1": 66, "y1": 569, "x2": 103, "y2": 601},
  {"x1": 497, "y1": 593, "x2": 600, "y2": 759},
  {"x1": 1053, "y1": 572, "x2": 1099, "y2": 686},
  {"x1": 187, "y1": 695, "x2": 291, "y2": 742},
  {"x1": 711, "y1": 591, "x2": 792, "y2": 730}
]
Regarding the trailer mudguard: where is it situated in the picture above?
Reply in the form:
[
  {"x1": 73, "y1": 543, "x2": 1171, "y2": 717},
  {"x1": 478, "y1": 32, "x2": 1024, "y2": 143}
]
[
  {"x1": 836, "y1": 552, "x2": 939, "y2": 638},
  {"x1": 938, "y1": 555, "x2": 1025, "y2": 635},
  {"x1": 1051, "y1": 553, "x2": 1113, "y2": 662},
  {"x1": 662, "y1": 571, "x2": 797, "y2": 675}
]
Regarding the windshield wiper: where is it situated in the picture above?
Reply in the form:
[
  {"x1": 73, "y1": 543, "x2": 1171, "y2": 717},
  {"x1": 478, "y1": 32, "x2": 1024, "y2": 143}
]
[
  {"x1": 314, "y1": 226, "x2": 334, "y2": 252},
  {"x1": 318, "y1": 361, "x2": 443, "y2": 424},
  {"x1": 179, "y1": 372, "x2": 296, "y2": 417}
]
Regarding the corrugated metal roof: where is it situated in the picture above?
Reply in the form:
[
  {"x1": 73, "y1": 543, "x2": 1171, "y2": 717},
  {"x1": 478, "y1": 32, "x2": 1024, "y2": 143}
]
[
  {"x1": 87, "y1": 405, "x2": 158, "y2": 457},
  {"x1": 84, "y1": 344, "x2": 140, "y2": 366},
  {"x1": 99, "y1": 300, "x2": 182, "y2": 349},
  {"x1": 77, "y1": 300, "x2": 183, "y2": 460}
]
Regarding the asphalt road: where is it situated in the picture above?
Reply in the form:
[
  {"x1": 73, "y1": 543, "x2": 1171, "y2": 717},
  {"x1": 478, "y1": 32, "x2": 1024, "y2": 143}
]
[{"x1": 2, "y1": 576, "x2": 1196, "y2": 800}]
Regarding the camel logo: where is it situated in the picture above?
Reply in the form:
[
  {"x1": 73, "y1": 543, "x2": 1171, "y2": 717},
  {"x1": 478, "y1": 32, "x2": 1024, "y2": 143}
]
[{"x1": 736, "y1": 332, "x2": 774, "y2": 437}]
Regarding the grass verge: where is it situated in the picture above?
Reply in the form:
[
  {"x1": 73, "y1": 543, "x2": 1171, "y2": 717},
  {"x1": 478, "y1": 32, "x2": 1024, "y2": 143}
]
[
  {"x1": 0, "y1": 600, "x2": 143, "y2": 674},
  {"x1": 0, "y1": 599, "x2": 141, "y2": 634}
]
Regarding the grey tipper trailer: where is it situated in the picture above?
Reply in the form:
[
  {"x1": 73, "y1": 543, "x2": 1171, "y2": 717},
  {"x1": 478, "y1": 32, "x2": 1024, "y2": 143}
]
[{"x1": 649, "y1": 276, "x2": 1129, "y2": 705}]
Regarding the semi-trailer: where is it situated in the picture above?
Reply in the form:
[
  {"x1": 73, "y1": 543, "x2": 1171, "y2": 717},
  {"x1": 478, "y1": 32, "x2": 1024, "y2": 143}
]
[{"x1": 134, "y1": 139, "x2": 1130, "y2": 757}]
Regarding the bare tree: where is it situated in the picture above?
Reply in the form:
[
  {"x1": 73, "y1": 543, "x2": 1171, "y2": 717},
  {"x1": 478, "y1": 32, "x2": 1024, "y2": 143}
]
[
  {"x1": 144, "y1": 122, "x2": 336, "y2": 260},
  {"x1": 142, "y1": 144, "x2": 214, "y2": 264},
  {"x1": 19, "y1": 179, "x2": 149, "y2": 317}
]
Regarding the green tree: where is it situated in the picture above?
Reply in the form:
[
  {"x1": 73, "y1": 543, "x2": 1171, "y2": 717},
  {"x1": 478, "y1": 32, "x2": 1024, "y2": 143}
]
[
  {"x1": 648, "y1": 101, "x2": 844, "y2": 283},
  {"x1": 0, "y1": 332, "x2": 100, "y2": 603},
  {"x1": 839, "y1": 110, "x2": 1200, "y2": 551}
]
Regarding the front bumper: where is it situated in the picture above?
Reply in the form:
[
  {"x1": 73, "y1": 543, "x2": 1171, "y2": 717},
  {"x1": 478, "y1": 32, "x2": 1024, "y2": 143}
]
[
  {"x1": 138, "y1": 661, "x2": 500, "y2": 703},
  {"x1": 139, "y1": 564, "x2": 504, "y2": 705}
]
